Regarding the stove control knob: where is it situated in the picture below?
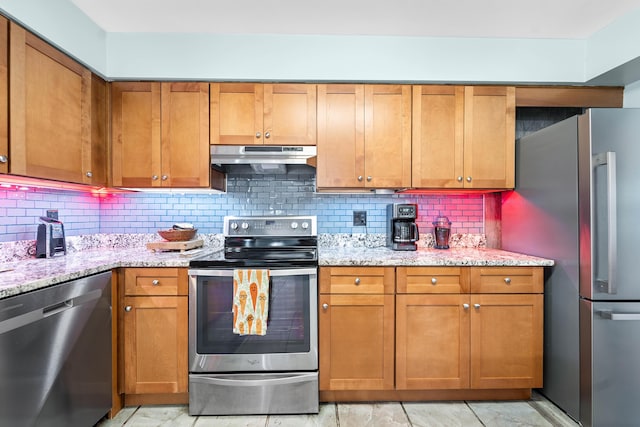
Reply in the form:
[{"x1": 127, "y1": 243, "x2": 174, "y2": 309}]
[
  {"x1": 301, "y1": 222, "x2": 309, "y2": 230},
  {"x1": 230, "y1": 222, "x2": 238, "y2": 230},
  {"x1": 241, "y1": 222, "x2": 249, "y2": 230},
  {"x1": 290, "y1": 222, "x2": 299, "y2": 229}
]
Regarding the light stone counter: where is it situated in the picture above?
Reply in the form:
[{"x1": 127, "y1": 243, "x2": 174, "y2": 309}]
[
  {"x1": 0, "y1": 232, "x2": 553, "y2": 300},
  {"x1": 0, "y1": 246, "x2": 220, "y2": 299},
  {"x1": 319, "y1": 247, "x2": 554, "y2": 267}
]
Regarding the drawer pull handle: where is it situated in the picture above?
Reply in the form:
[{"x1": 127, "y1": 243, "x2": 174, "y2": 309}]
[
  {"x1": 504, "y1": 277, "x2": 511, "y2": 284},
  {"x1": 431, "y1": 277, "x2": 437, "y2": 285},
  {"x1": 463, "y1": 303, "x2": 470, "y2": 310},
  {"x1": 474, "y1": 304, "x2": 481, "y2": 309},
  {"x1": 124, "y1": 306, "x2": 132, "y2": 312},
  {"x1": 322, "y1": 303, "x2": 329, "y2": 310},
  {"x1": 152, "y1": 279, "x2": 160, "y2": 286},
  {"x1": 354, "y1": 278, "x2": 361, "y2": 285}
]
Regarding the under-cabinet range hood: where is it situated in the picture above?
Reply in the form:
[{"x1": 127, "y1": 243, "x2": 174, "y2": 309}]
[{"x1": 210, "y1": 145, "x2": 317, "y2": 174}]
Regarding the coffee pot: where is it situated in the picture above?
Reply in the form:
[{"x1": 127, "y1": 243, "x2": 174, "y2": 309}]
[
  {"x1": 387, "y1": 203, "x2": 419, "y2": 251},
  {"x1": 432, "y1": 216, "x2": 451, "y2": 249}
]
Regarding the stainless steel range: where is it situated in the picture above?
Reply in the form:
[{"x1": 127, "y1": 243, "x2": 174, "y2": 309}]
[{"x1": 188, "y1": 215, "x2": 318, "y2": 415}]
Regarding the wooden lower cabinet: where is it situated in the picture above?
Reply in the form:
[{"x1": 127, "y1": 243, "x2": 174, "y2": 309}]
[
  {"x1": 320, "y1": 266, "x2": 543, "y2": 401},
  {"x1": 396, "y1": 294, "x2": 470, "y2": 390},
  {"x1": 470, "y1": 293, "x2": 543, "y2": 389},
  {"x1": 119, "y1": 268, "x2": 188, "y2": 406},
  {"x1": 319, "y1": 293, "x2": 395, "y2": 391},
  {"x1": 319, "y1": 267, "x2": 395, "y2": 392}
]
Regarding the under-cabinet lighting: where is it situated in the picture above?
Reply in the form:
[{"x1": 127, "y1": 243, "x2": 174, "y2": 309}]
[{"x1": 0, "y1": 174, "x2": 133, "y2": 195}]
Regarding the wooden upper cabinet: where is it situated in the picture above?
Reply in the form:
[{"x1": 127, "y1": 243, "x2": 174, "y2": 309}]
[
  {"x1": 412, "y1": 85, "x2": 464, "y2": 188},
  {"x1": 412, "y1": 85, "x2": 515, "y2": 189},
  {"x1": 317, "y1": 84, "x2": 411, "y2": 189},
  {"x1": 211, "y1": 82, "x2": 316, "y2": 146},
  {"x1": 112, "y1": 82, "x2": 209, "y2": 188},
  {"x1": 464, "y1": 86, "x2": 515, "y2": 189},
  {"x1": 9, "y1": 22, "x2": 100, "y2": 184},
  {"x1": 0, "y1": 16, "x2": 7, "y2": 175}
]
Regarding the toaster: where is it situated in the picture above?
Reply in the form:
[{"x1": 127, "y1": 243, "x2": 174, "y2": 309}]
[{"x1": 36, "y1": 216, "x2": 67, "y2": 258}]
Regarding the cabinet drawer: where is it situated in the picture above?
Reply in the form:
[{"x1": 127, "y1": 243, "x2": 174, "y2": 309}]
[
  {"x1": 124, "y1": 268, "x2": 187, "y2": 296},
  {"x1": 470, "y1": 267, "x2": 543, "y2": 294},
  {"x1": 319, "y1": 267, "x2": 394, "y2": 294},
  {"x1": 396, "y1": 267, "x2": 469, "y2": 294}
]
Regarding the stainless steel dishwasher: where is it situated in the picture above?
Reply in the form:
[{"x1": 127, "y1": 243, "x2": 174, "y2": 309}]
[{"x1": 0, "y1": 271, "x2": 112, "y2": 427}]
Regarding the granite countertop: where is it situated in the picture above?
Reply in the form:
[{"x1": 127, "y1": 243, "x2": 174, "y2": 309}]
[
  {"x1": 0, "y1": 246, "x2": 220, "y2": 300},
  {"x1": 318, "y1": 246, "x2": 554, "y2": 267},
  {"x1": 1, "y1": 246, "x2": 553, "y2": 300},
  {"x1": 0, "y1": 233, "x2": 553, "y2": 300}
]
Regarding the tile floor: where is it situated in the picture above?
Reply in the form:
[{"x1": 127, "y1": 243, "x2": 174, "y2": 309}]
[{"x1": 97, "y1": 392, "x2": 579, "y2": 427}]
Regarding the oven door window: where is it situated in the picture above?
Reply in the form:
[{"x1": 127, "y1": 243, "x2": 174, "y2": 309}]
[{"x1": 196, "y1": 273, "x2": 311, "y2": 354}]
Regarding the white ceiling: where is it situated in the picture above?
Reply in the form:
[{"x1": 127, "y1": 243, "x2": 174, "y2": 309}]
[{"x1": 70, "y1": 0, "x2": 640, "y2": 39}]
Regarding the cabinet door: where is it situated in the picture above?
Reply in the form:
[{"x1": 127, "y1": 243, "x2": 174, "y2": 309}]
[
  {"x1": 161, "y1": 82, "x2": 210, "y2": 187},
  {"x1": 111, "y1": 82, "x2": 161, "y2": 187},
  {"x1": 89, "y1": 74, "x2": 108, "y2": 186},
  {"x1": 396, "y1": 294, "x2": 470, "y2": 389},
  {"x1": 265, "y1": 83, "x2": 316, "y2": 146},
  {"x1": 9, "y1": 22, "x2": 92, "y2": 183},
  {"x1": 470, "y1": 294, "x2": 543, "y2": 389},
  {"x1": 123, "y1": 296, "x2": 188, "y2": 395},
  {"x1": 412, "y1": 85, "x2": 465, "y2": 188},
  {"x1": 0, "y1": 16, "x2": 7, "y2": 175},
  {"x1": 463, "y1": 86, "x2": 515, "y2": 189},
  {"x1": 210, "y1": 83, "x2": 263, "y2": 145},
  {"x1": 319, "y1": 294, "x2": 394, "y2": 391},
  {"x1": 364, "y1": 85, "x2": 411, "y2": 188},
  {"x1": 317, "y1": 84, "x2": 365, "y2": 188}
]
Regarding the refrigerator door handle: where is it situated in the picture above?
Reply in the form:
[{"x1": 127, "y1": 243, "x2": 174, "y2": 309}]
[
  {"x1": 598, "y1": 310, "x2": 640, "y2": 321},
  {"x1": 593, "y1": 151, "x2": 617, "y2": 294}
]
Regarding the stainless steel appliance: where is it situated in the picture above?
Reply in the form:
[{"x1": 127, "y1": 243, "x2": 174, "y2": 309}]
[
  {"x1": 0, "y1": 271, "x2": 112, "y2": 427},
  {"x1": 188, "y1": 215, "x2": 318, "y2": 415},
  {"x1": 36, "y1": 216, "x2": 67, "y2": 258},
  {"x1": 387, "y1": 203, "x2": 419, "y2": 251},
  {"x1": 502, "y1": 109, "x2": 640, "y2": 426}
]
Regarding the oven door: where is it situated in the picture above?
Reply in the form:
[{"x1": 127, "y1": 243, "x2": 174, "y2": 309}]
[{"x1": 188, "y1": 267, "x2": 318, "y2": 373}]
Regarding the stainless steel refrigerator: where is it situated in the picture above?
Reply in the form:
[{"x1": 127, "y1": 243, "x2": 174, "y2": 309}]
[{"x1": 502, "y1": 108, "x2": 640, "y2": 427}]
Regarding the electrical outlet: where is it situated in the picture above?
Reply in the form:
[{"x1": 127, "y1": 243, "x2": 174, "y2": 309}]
[
  {"x1": 46, "y1": 210, "x2": 58, "y2": 220},
  {"x1": 353, "y1": 211, "x2": 367, "y2": 226}
]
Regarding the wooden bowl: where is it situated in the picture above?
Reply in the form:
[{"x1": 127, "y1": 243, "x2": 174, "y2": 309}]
[{"x1": 157, "y1": 228, "x2": 197, "y2": 242}]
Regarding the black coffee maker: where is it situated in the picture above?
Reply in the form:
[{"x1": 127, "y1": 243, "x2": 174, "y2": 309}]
[{"x1": 387, "y1": 203, "x2": 419, "y2": 251}]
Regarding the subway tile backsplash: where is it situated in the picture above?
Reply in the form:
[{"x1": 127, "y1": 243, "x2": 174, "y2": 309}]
[{"x1": 0, "y1": 174, "x2": 484, "y2": 242}]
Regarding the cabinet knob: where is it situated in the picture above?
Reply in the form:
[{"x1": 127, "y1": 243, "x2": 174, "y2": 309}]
[
  {"x1": 466, "y1": 176, "x2": 472, "y2": 183},
  {"x1": 367, "y1": 176, "x2": 372, "y2": 182},
  {"x1": 124, "y1": 306, "x2": 132, "y2": 312},
  {"x1": 86, "y1": 171, "x2": 93, "y2": 178},
  {"x1": 463, "y1": 303, "x2": 470, "y2": 309},
  {"x1": 354, "y1": 278, "x2": 361, "y2": 285},
  {"x1": 152, "y1": 279, "x2": 160, "y2": 286},
  {"x1": 504, "y1": 277, "x2": 511, "y2": 284},
  {"x1": 0, "y1": 155, "x2": 7, "y2": 164},
  {"x1": 152, "y1": 175, "x2": 159, "y2": 181},
  {"x1": 457, "y1": 176, "x2": 463, "y2": 182},
  {"x1": 474, "y1": 303, "x2": 481, "y2": 309},
  {"x1": 256, "y1": 132, "x2": 261, "y2": 139},
  {"x1": 161, "y1": 175, "x2": 168, "y2": 181},
  {"x1": 265, "y1": 131, "x2": 271, "y2": 139},
  {"x1": 357, "y1": 176, "x2": 363, "y2": 182},
  {"x1": 322, "y1": 303, "x2": 329, "y2": 310},
  {"x1": 431, "y1": 277, "x2": 437, "y2": 285}
]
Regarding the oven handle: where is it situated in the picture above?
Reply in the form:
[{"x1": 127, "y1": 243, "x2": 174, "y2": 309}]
[
  {"x1": 190, "y1": 372, "x2": 316, "y2": 387},
  {"x1": 188, "y1": 268, "x2": 317, "y2": 278}
]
